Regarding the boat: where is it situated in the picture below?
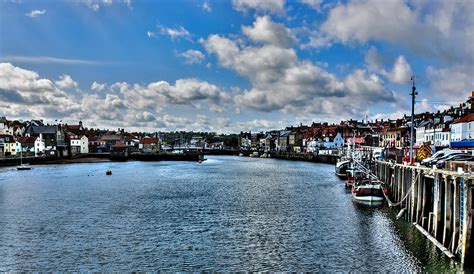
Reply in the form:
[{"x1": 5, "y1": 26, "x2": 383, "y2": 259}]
[
  {"x1": 16, "y1": 149, "x2": 32, "y2": 171},
  {"x1": 106, "y1": 170, "x2": 112, "y2": 175},
  {"x1": 249, "y1": 151, "x2": 259, "y2": 157},
  {"x1": 351, "y1": 179, "x2": 384, "y2": 206},
  {"x1": 345, "y1": 169, "x2": 355, "y2": 188},
  {"x1": 17, "y1": 164, "x2": 31, "y2": 170},
  {"x1": 335, "y1": 159, "x2": 350, "y2": 178},
  {"x1": 238, "y1": 153, "x2": 244, "y2": 157}
]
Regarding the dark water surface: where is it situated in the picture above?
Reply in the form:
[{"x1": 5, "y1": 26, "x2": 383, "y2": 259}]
[{"x1": 0, "y1": 156, "x2": 460, "y2": 271}]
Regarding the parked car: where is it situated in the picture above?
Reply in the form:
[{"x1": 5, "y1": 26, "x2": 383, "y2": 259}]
[
  {"x1": 421, "y1": 149, "x2": 463, "y2": 167},
  {"x1": 435, "y1": 154, "x2": 474, "y2": 169}
]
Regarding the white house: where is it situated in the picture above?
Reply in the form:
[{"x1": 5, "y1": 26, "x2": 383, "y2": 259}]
[
  {"x1": 415, "y1": 120, "x2": 431, "y2": 145},
  {"x1": 451, "y1": 113, "x2": 474, "y2": 141},
  {"x1": 0, "y1": 117, "x2": 12, "y2": 135},
  {"x1": 34, "y1": 133, "x2": 57, "y2": 156},
  {"x1": 34, "y1": 135, "x2": 45, "y2": 156},
  {"x1": 70, "y1": 135, "x2": 89, "y2": 154}
]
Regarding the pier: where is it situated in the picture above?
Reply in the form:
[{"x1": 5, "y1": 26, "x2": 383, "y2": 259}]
[{"x1": 374, "y1": 160, "x2": 473, "y2": 265}]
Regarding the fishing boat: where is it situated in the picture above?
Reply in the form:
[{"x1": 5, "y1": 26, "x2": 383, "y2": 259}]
[
  {"x1": 351, "y1": 179, "x2": 384, "y2": 206},
  {"x1": 335, "y1": 159, "x2": 350, "y2": 178},
  {"x1": 16, "y1": 149, "x2": 31, "y2": 171},
  {"x1": 345, "y1": 168, "x2": 355, "y2": 188}
]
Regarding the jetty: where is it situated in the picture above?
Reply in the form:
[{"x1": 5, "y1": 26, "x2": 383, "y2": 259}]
[{"x1": 374, "y1": 160, "x2": 473, "y2": 265}]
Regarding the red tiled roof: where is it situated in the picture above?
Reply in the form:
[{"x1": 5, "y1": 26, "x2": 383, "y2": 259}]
[
  {"x1": 139, "y1": 138, "x2": 160, "y2": 144},
  {"x1": 112, "y1": 140, "x2": 127, "y2": 148},
  {"x1": 18, "y1": 136, "x2": 36, "y2": 144},
  {"x1": 67, "y1": 125, "x2": 81, "y2": 130},
  {"x1": 452, "y1": 113, "x2": 474, "y2": 124}
]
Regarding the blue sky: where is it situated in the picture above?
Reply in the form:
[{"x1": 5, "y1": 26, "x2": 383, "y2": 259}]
[{"x1": 1, "y1": 0, "x2": 473, "y2": 132}]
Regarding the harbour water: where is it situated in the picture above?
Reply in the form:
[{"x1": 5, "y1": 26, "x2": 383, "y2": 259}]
[{"x1": 0, "y1": 156, "x2": 461, "y2": 271}]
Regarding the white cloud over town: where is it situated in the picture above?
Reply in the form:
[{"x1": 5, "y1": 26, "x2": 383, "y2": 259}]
[{"x1": 25, "y1": 9, "x2": 46, "y2": 18}]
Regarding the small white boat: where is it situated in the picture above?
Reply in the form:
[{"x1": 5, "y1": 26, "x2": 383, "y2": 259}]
[
  {"x1": 16, "y1": 149, "x2": 32, "y2": 170},
  {"x1": 238, "y1": 153, "x2": 244, "y2": 157}
]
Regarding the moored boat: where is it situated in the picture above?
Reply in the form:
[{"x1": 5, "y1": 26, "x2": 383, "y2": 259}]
[
  {"x1": 335, "y1": 159, "x2": 350, "y2": 178},
  {"x1": 352, "y1": 180, "x2": 384, "y2": 206},
  {"x1": 16, "y1": 148, "x2": 32, "y2": 171},
  {"x1": 17, "y1": 164, "x2": 31, "y2": 170}
]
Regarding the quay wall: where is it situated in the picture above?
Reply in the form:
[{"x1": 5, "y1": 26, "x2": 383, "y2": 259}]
[{"x1": 374, "y1": 161, "x2": 474, "y2": 265}]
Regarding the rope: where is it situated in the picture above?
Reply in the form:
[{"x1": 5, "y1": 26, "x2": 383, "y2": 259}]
[{"x1": 383, "y1": 171, "x2": 420, "y2": 207}]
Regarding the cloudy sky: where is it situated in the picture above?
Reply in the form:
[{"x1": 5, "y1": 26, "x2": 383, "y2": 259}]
[{"x1": 0, "y1": 0, "x2": 473, "y2": 133}]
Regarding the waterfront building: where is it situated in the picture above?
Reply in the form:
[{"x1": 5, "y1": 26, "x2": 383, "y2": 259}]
[
  {"x1": 278, "y1": 130, "x2": 289, "y2": 152},
  {"x1": 288, "y1": 130, "x2": 304, "y2": 152},
  {"x1": 100, "y1": 134, "x2": 124, "y2": 152},
  {"x1": 0, "y1": 135, "x2": 17, "y2": 156},
  {"x1": 450, "y1": 113, "x2": 474, "y2": 142},
  {"x1": 70, "y1": 135, "x2": 89, "y2": 154},
  {"x1": 18, "y1": 136, "x2": 36, "y2": 154},
  {"x1": 323, "y1": 132, "x2": 345, "y2": 148},
  {"x1": 139, "y1": 137, "x2": 161, "y2": 153}
]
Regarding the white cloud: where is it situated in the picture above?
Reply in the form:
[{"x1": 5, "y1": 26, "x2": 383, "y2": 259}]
[
  {"x1": 91, "y1": 81, "x2": 106, "y2": 91},
  {"x1": 25, "y1": 9, "x2": 46, "y2": 18},
  {"x1": 147, "y1": 31, "x2": 156, "y2": 38},
  {"x1": 158, "y1": 24, "x2": 192, "y2": 41},
  {"x1": 313, "y1": 0, "x2": 474, "y2": 65},
  {"x1": 0, "y1": 55, "x2": 99, "y2": 65},
  {"x1": 383, "y1": 55, "x2": 412, "y2": 85},
  {"x1": 233, "y1": 0, "x2": 285, "y2": 14},
  {"x1": 179, "y1": 50, "x2": 205, "y2": 64},
  {"x1": 299, "y1": 0, "x2": 322, "y2": 11},
  {"x1": 203, "y1": 30, "x2": 394, "y2": 117},
  {"x1": 201, "y1": 0, "x2": 212, "y2": 12},
  {"x1": 55, "y1": 75, "x2": 78, "y2": 89},
  {"x1": 0, "y1": 63, "x2": 81, "y2": 118},
  {"x1": 81, "y1": 0, "x2": 112, "y2": 11},
  {"x1": 81, "y1": 0, "x2": 132, "y2": 11},
  {"x1": 364, "y1": 47, "x2": 413, "y2": 85},
  {"x1": 427, "y1": 65, "x2": 474, "y2": 101},
  {"x1": 364, "y1": 46, "x2": 384, "y2": 72},
  {"x1": 242, "y1": 15, "x2": 295, "y2": 47}
]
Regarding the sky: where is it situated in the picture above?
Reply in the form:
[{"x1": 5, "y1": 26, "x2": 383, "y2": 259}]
[{"x1": 0, "y1": 0, "x2": 473, "y2": 133}]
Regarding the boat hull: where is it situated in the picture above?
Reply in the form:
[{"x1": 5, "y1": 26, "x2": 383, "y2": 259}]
[
  {"x1": 352, "y1": 185, "x2": 384, "y2": 206},
  {"x1": 335, "y1": 160, "x2": 350, "y2": 178}
]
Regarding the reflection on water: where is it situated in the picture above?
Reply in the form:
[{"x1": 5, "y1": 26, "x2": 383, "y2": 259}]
[{"x1": 0, "y1": 156, "x2": 461, "y2": 271}]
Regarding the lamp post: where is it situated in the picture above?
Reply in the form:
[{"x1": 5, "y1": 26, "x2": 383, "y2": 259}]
[{"x1": 410, "y1": 76, "x2": 418, "y2": 164}]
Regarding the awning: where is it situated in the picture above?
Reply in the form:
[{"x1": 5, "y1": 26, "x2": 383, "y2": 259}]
[{"x1": 450, "y1": 140, "x2": 474, "y2": 148}]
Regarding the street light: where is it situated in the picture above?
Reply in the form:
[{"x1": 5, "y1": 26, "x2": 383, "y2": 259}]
[{"x1": 410, "y1": 76, "x2": 418, "y2": 164}]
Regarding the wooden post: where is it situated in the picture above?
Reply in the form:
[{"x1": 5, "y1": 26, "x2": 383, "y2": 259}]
[
  {"x1": 443, "y1": 177, "x2": 453, "y2": 247},
  {"x1": 461, "y1": 183, "x2": 472, "y2": 265},
  {"x1": 410, "y1": 169, "x2": 417, "y2": 223},
  {"x1": 433, "y1": 174, "x2": 442, "y2": 240},
  {"x1": 451, "y1": 177, "x2": 459, "y2": 254},
  {"x1": 416, "y1": 172, "x2": 423, "y2": 225}
]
